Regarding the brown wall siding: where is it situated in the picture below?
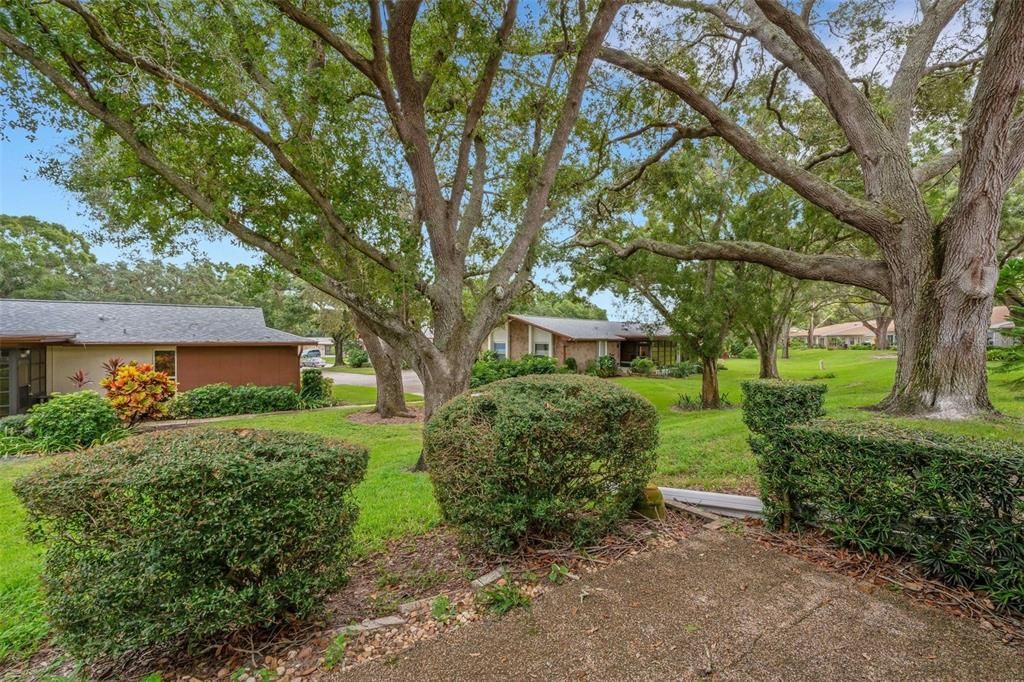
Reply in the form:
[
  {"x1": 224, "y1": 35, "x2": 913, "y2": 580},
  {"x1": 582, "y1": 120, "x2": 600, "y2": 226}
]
[
  {"x1": 176, "y1": 346, "x2": 300, "y2": 391},
  {"x1": 508, "y1": 319, "x2": 530, "y2": 359},
  {"x1": 562, "y1": 340, "x2": 598, "y2": 371}
]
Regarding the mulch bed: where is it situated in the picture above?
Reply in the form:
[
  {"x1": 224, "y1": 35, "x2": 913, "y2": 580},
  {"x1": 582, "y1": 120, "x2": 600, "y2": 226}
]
[
  {"x1": 743, "y1": 522, "x2": 1024, "y2": 651},
  {"x1": 6, "y1": 510, "x2": 701, "y2": 681},
  {"x1": 345, "y1": 407, "x2": 424, "y2": 426}
]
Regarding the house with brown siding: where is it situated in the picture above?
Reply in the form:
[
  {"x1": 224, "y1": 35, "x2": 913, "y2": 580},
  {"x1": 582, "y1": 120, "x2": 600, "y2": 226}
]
[
  {"x1": 482, "y1": 314, "x2": 679, "y2": 369},
  {"x1": 0, "y1": 299, "x2": 313, "y2": 417}
]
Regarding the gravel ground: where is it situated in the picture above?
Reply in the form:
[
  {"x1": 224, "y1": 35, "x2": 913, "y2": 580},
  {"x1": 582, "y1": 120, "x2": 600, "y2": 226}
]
[{"x1": 336, "y1": 531, "x2": 1023, "y2": 681}]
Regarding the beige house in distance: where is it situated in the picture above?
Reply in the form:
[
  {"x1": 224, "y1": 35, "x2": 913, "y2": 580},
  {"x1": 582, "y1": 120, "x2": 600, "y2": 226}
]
[
  {"x1": 482, "y1": 314, "x2": 679, "y2": 368},
  {"x1": 791, "y1": 305, "x2": 1013, "y2": 348}
]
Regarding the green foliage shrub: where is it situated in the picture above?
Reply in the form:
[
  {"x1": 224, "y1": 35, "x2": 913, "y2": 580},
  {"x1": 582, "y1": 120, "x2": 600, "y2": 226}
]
[
  {"x1": 300, "y1": 369, "x2": 333, "y2": 407},
  {"x1": 590, "y1": 354, "x2": 619, "y2": 378},
  {"x1": 14, "y1": 428, "x2": 368, "y2": 658},
  {"x1": 168, "y1": 383, "x2": 300, "y2": 419},
  {"x1": 470, "y1": 353, "x2": 558, "y2": 387},
  {"x1": 738, "y1": 346, "x2": 759, "y2": 359},
  {"x1": 630, "y1": 357, "x2": 655, "y2": 376},
  {"x1": 743, "y1": 380, "x2": 1024, "y2": 609},
  {"x1": 424, "y1": 374, "x2": 658, "y2": 553},
  {"x1": 346, "y1": 347, "x2": 370, "y2": 368},
  {"x1": 740, "y1": 380, "x2": 826, "y2": 435},
  {"x1": 667, "y1": 362, "x2": 702, "y2": 378},
  {"x1": 563, "y1": 357, "x2": 577, "y2": 372},
  {"x1": 0, "y1": 414, "x2": 32, "y2": 437},
  {"x1": 26, "y1": 391, "x2": 120, "y2": 450}
]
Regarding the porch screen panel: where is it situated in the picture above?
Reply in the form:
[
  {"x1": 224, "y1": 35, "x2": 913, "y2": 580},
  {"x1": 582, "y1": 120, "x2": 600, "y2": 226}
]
[
  {"x1": 0, "y1": 361, "x2": 9, "y2": 417},
  {"x1": 650, "y1": 341, "x2": 677, "y2": 367}
]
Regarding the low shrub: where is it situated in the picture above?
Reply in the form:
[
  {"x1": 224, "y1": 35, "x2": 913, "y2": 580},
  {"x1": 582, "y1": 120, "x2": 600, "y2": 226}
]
[
  {"x1": 14, "y1": 428, "x2": 369, "y2": 658},
  {"x1": 675, "y1": 392, "x2": 732, "y2": 411},
  {"x1": 0, "y1": 414, "x2": 32, "y2": 437},
  {"x1": 740, "y1": 380, "x2": 826, "y2": 435},
  {"x1": 0, "y1": 433, "x2": 41, "y2": 457},
  {"x1": 26, "y1": 391, "x2": 120, "y2": 450},
  {"x1": 564, "y1": 357, "x2": 577, "y2": 373},
  {"x1": 988, "y1": 346, "x2": 1019, "y2": 363},
  {"x1": 100, "y1": 362, "x2": 177, "y2": 425},
  {"x1": 167, "y1": 383, "x2": 300, "y2": 419},
  {"x1": 424, "y1": 374, "x2": 658, "y2": 553},
  {"x1": 744, "y1": 380, "x2": 1024, "y2": 610},
  {"x1": 346, "y1": 347, "x2": 370, "y2": 368},
  {"x1": 630, "y1": 357, "x2": 655, "y2": 376},
  {"x1": 300, "y1": 368, "x2": 333, "y2": 407},
  {"x1": 589, "y1": 354, "x2": 618, "y2": 378},
  {"x1": 470, "y1": 353, "x2": 559, "y2": 387},
  {"x1": 738, "y1": 346, "x2": 759, "y2": 359},
  {"x1": 667, "y1": 362, "x2": 702, "y2": 378}
]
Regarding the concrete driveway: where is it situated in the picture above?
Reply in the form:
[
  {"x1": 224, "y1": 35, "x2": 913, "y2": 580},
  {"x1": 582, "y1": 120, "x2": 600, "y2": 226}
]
[
  {"x1": 324, "y1": 368, "x2": 424, "y2": 395},
  {"x1": 338, "y1": 531, "x2": 1023, "y2": 681}
]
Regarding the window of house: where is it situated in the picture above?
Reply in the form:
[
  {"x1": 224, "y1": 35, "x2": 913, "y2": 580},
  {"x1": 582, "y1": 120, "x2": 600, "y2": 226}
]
[
  {"x1": 492, "y1": 342, "x2": 507, "y2": 359},
  {"x1": 533, "y1": 342, "x2": 550, "y2": 355},
  {"x1": 598, "y1": 339, "x2": 608, "y2": 356},
  {"x1": 154, "y1": 349, "x2": 177, "y2": 378}
]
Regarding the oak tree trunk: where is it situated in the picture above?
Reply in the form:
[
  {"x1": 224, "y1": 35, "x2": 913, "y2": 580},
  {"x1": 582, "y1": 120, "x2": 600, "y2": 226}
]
[
  {"x1": 873, "y1": 316, "x2": 892, "y2": 350},
  {"x1": 331, "y1": 332, "x2": 348, "y2": 367},
  {"x1": 781, "y1": 317, "x2": 791, "y2": 359},
  {"x1": 700, "y1": 354, "x2": 720, "y2": 409},
  {"x1": 353, "y1": 313, "x2": 410, "y2": 418},
  {"x1": 877, "y1": 214, "x2": 996, "y2": 418},
  {"x1": 750, "y1": 330, "x2": 780, "y2": 379},
  {"x1": 411, "y1": 349, "x2": 475, "y2": 471}
]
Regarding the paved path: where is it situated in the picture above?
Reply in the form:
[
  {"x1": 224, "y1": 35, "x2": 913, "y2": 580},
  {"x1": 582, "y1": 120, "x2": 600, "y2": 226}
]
[
  {"x1": 338, "y1": 531, "x2": 1022, "y2": 681},
  {"x1": 324, "y1": 368, "x2": 424, "y2": 395}
]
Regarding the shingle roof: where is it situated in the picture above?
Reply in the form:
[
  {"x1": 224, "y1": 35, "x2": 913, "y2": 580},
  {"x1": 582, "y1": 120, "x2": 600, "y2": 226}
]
[
  {"x1": 0, "y1": 299, "x2": 313, "y2": 345},
  {"x1": 789, "y1": 306, "x2": 1012, "y2": 338},
  {"x1": 507, "y1": 314, "x2": 673, "y2": 341}
]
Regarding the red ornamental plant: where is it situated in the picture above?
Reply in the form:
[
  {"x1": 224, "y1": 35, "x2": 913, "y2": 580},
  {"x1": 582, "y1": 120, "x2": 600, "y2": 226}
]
[
  {"x1": 101, "y1": 357, "x2": 125, "y2": 379},
  {"x1": 67, "y1": 370, "x2": 91, "y2": 389},
  {"x1": 100, "y1": 362, "x2": 176, "y2": 425}
]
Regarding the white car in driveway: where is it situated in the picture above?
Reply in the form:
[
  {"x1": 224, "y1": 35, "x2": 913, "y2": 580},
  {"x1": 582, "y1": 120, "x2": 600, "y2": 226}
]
[{"x1": 301, "y1": 348, "x2": 327, "y2": 367}]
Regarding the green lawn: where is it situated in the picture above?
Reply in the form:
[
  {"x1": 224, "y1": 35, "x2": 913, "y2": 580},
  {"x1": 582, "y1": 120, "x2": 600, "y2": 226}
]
[
  {"x1": 621, "y1": 349, "x2": 1024, "y2": 493},
  {"x1": 329, "y1": 366, "x2": 376, "y2": 375},
  {"x1": 331, "y1": 383, "x2": 419, "y2": 406},
  {"x1": 0, "y1": 457, "x2": 50, "y2": 662},
  {"x1": 2, "y1": 348, "x2": 1022, "y2": 663}
]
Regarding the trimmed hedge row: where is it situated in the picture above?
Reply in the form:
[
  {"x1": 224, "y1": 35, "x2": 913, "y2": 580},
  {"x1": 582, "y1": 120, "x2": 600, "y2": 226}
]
[
  {"x1": 425, "y1": 374, "x2": 658, "y2": 553},
  {"x1": 742, "y1": 380, "x2": 1024, "y2": 609},
  {"x1": 168, "y1": 383, "x2": 301, "y2": 419},
  {"x1": 470, "y1": 352, "x2": 559, "y2": 388},
  {"x1": 15, "y1": 428, "x2": 368, "y2": 658}
]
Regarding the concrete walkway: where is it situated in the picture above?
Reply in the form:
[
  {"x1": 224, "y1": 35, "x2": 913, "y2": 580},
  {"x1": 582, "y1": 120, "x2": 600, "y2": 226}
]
[
  {"x1": 338, "y1": 531, "x2": 1022, "y2": 681},
  {"x1": 324, "y1": 368, "x2": 424, "y2": 395}
]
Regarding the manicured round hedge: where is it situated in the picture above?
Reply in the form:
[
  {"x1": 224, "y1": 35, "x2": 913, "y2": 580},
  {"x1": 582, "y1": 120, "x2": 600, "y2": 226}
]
[
  {"x1": 424, "y1": 374, "x2": 659, "y2": 553},
  {"x1": 26, "y1": 390, "x2": 120, "y2": 449},
  {"x1": 14, "y1": 428, "x2": 368, "y2": 658}
]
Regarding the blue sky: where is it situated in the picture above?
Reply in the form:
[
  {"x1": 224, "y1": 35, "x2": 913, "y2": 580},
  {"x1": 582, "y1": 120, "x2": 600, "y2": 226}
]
[{"x1": 1, "y1": 121, "x2": 259, "y2": 265}]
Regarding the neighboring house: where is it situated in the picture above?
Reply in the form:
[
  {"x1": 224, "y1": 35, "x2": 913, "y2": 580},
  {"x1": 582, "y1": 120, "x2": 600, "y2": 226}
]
[
  {"x1": 790, "y1": 305, "x2": 1013, "y2": 348},
  {"x1": 989, "y1": 305, "x2": 1016, "y2": 347},
  {"x1": 482, "y1": 314, "x2": 679, "y2": 368},
  {"x1": 301, "y1": 336, "x2": 335, "y2": 356},
  {"x1": 0, "y1": 299, "x2": 314, "y2": 417}
]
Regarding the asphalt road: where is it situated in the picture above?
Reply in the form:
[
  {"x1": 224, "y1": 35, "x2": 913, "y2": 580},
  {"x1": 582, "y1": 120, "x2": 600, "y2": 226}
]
[{"x1": 323, "y1": 368, "x2": 424, "y2": 395}]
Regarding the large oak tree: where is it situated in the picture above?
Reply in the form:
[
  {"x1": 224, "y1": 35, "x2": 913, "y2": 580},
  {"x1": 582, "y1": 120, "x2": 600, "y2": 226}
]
[
  {"x1": 0, "y1": 0, "x2": 622, "y2": 430},
  {"x1": 582, "y1": 0, "x2": 1024, "y2": 417}
]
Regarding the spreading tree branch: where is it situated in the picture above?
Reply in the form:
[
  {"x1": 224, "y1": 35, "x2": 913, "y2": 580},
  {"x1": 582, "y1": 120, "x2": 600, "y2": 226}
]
[{"x1": 575, "y1": 236, "x2": 892, "y2": 296}]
